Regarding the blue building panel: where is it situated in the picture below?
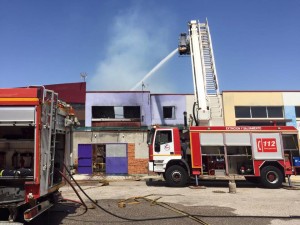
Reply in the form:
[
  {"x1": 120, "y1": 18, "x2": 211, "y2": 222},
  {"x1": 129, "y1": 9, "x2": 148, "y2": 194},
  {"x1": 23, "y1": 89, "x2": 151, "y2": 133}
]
[
  {"x1": 284, "y1": 106, "x2": 297, "y2": 127},
  {"x1": 78, "y1": 144, "x2": 93, "y2": 174},
  {"x1": 106, "y1": 157, "x2": 128, "y2": 174}
]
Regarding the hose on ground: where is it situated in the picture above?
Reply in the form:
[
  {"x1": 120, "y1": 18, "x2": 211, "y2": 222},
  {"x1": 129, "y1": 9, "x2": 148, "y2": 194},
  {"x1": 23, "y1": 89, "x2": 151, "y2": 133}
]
[
  {"x1": 62, "y1": 163, "x2": 201, "y2": 223},
  {"x1": 56, "y1": 169, "x2": 88, "y2": 215},
  {"x1": 62, "y1": 164, "x2": 300, "y2": 223}
]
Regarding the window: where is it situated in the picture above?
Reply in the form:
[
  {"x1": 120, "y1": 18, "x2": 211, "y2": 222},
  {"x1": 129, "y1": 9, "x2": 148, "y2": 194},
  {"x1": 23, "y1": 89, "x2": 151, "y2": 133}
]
[
  {"x1": 236, "y1": 121, "x2": 286, "y2": 126},
  {"x1": 92, "y1": 106, "x2": 114, "y2": 118},
  {"x1": 155, "y1": 130, "x2": 172, "y2": 144},
  {"x1": 235, "y1": 106, "x2": 283, "y2": 118},
  {"x1": 163, "y1": 106, "x2": 175, "y2": 119},
  {"x1": 92, "y1": 106, "x2": 141, "y2": 120},
  {"x1": 235, "y1": 107, "x2": 251, "y2": 118},
  {"x1": 124, "y1": 106, "x2": 140, "y2": 119},
  {"x1": 268, "y1": 107, "x2": 283, "y2": 118},
  {"x1": 251, "y1": 107, "x2": 267, "y2": 118},
  {"x1": 295, "y1": 106, "x2": 300, "y2": 118},
  {"x1": 154, "y1": 130, "x2": 172, "y2": 153}
]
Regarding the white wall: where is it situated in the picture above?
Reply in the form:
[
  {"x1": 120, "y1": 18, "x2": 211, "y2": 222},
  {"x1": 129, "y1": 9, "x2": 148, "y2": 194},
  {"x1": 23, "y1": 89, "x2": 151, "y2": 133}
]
[{"x1": 283, "y1": 92, "x2": 300, "y2": 105}]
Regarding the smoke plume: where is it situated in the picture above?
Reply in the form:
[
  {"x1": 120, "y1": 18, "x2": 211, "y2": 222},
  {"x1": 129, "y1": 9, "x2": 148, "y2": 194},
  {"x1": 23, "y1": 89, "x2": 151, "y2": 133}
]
[{"x1": 89, "y1": 4, "x2": 177, "y2": 93}]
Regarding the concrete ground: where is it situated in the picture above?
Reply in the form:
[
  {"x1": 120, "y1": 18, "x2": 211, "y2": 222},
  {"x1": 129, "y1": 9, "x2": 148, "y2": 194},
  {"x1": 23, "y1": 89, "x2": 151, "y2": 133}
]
[{"x1": 26, "y1": 176, "x2": 300, "y2": 225}]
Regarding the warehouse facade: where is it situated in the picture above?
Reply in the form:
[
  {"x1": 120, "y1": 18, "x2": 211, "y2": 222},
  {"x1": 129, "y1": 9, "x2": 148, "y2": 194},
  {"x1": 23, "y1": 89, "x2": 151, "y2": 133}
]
[
  {"x1": 73, "y1": 92, "x2": 195, "y2": 175},
  {"x1": 74, "y1": 90, "x2": 300, "y2": 176},
  {"x1": 222, "y1": 91, "x2": 300, "y2": 129}
]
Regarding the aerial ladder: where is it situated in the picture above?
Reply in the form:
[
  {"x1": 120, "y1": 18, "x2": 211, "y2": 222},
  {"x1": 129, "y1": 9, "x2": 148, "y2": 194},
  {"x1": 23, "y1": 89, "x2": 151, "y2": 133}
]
[{"x1": 179, "y1": 20, "x2": 223, "y2": 126}]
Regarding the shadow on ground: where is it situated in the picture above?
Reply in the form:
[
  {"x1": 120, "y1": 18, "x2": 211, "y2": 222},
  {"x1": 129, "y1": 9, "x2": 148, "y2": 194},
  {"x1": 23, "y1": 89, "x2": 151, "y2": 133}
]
[
  {"x1": 26, "y1": 202, "x2": 81, "y2": 225},
  {"x1": 146, "y1": 179, "x2": 264, "y2": 188}
]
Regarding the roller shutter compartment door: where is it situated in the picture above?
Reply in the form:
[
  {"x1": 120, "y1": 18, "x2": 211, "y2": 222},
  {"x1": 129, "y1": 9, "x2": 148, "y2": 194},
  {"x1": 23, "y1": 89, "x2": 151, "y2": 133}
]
[
  {"x1": 106, "y1": 144, "x2": 128, "y2": 174},
  {"x1": 225, "y1": 133, "x2": 251, "y2": 146},
  {"x1": 78, "y1": 144, "x2": 93, "y2": 174},
  {"x1": 200, "y1": 133, "x2": 224, "y2": 146}
]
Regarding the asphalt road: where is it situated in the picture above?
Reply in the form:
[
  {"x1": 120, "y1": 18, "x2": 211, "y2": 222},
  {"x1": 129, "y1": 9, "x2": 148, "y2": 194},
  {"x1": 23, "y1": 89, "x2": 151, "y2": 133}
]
[{"x1": 25, "y1": 179, "x2": 300, "y2": 225}]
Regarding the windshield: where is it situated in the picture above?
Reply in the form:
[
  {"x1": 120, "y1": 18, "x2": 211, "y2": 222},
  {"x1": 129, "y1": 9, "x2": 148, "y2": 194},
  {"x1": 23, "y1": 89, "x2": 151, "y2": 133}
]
[{"x1": 147, "y1": 128, "x2": 155, "y2": 145}]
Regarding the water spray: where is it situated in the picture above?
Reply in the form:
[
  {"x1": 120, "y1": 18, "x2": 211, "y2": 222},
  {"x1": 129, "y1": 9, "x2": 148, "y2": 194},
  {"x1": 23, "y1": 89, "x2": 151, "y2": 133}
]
[{"x1": 130, "y1": 48, "x2": 178, "y2": 91}]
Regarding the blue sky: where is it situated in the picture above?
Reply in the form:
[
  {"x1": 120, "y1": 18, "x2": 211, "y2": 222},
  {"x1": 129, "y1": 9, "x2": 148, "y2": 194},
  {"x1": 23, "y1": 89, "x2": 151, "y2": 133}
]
[{"x1": 0, "y1": 0, "x2": 299, "y2": 93}]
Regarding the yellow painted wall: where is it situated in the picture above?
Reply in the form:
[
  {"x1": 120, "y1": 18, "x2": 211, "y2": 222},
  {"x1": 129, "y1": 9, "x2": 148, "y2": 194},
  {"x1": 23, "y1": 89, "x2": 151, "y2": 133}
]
[{"x1": 222, "y1": 92, "x2": 283, "y2": 126}]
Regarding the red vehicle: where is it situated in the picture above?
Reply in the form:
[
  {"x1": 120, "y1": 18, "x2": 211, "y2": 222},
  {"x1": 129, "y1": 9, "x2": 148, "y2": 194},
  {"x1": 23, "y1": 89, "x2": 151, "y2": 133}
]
[
  {"x1": 0, "y1": 87, "x2": 78, "y2": 222},
  {"x1": 147, "y1": 20, "x2": 300, "y2": 189},
  {"x1": 148, "y1": 126, "x2": 300, "y2": 188}
]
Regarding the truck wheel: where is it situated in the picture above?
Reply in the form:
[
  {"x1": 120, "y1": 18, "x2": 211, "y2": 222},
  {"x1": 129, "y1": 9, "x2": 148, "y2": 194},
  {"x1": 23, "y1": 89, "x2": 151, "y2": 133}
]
[
  {"x1": 165, "y1": 165, "x2": 188, "y2": 187},
  {"x1": 260, "y1": 166, "x2": 283, "y2": 189}
]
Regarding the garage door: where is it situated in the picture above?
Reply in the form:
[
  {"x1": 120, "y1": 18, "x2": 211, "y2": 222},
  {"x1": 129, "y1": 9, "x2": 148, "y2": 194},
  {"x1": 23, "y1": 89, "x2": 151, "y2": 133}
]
[
  {"x1": 106, "y1": 144, "x2": 128, "y2": 174},
  {"x1": 78, "y1": 144, "x2": 92, "y2": 174}
]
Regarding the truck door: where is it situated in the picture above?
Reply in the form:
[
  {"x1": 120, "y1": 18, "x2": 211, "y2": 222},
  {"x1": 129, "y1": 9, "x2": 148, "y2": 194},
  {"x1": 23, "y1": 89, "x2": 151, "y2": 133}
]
[{"x1": 154, "y1": 130, "x2": 174, "y2": 156}]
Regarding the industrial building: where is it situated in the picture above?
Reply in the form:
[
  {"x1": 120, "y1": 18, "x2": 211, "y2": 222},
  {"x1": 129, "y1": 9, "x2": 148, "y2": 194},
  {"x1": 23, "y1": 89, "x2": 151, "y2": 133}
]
[
  {"x1": 223, "y1": 91, "x2": 300, "y2": 128},
  {"x1": 45, "y1": 82, "x2": 300, "y2": 176}
]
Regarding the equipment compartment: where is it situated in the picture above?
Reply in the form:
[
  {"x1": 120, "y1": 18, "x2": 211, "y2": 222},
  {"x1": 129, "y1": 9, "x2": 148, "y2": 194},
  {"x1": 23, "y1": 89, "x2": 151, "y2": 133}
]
[
  {"x1": 0, "y1": 126, "x2": 35, "y2": 179},
  {"x1": 201, "y1": 146, "x2": 225, "y2": 175},
  {"x1": 226, "y1": 146, "x2": 254, "y2": 175}
]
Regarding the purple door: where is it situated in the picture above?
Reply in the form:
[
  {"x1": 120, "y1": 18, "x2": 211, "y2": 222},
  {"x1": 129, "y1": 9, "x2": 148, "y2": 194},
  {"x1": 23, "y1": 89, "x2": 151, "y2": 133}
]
[
  {"x1": 78, "y1": 144, "x2": 93, "y2": 174},
  {"x1": 106, "y1": 144, "x2": 128, "y2": 174}
]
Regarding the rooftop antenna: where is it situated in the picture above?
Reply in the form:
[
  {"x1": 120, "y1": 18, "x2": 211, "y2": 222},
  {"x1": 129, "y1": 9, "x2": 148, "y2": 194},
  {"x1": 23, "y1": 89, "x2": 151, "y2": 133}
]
[{"x1": 80, "y1": 72, "x2": 88, "y2": 82}]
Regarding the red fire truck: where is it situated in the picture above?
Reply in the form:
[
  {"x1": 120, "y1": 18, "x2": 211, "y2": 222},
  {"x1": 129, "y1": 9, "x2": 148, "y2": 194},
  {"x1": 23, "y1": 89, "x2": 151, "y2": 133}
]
[
  {"x1": 147, "y1": 20, "x2": 300, "y2": 189},
  {"x1": 0, "y1": 87, "x2": 78, "y2": 222},
  {"x1": 148, "y1": 126, "x2": 300, "y2": 188}
]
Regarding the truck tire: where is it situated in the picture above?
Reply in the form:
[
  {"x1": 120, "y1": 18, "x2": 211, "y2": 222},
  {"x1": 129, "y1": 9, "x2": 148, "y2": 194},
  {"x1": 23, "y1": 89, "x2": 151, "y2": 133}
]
[
  {"x1": 165, "y1": 165, "x2": 188, "y2": 187},
  {"x1": 260, "y1": 166, "x2": 283, "y2": 189}
]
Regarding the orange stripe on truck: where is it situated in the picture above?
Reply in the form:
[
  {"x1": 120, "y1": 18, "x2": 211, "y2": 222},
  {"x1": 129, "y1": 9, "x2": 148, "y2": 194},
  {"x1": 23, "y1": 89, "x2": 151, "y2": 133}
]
[
  {"x1": 0, "y1": 97, "x2": 39, "y2": 101},
  {"x1": 0, "y1": 98, "x2": 39, "y2": 105}
]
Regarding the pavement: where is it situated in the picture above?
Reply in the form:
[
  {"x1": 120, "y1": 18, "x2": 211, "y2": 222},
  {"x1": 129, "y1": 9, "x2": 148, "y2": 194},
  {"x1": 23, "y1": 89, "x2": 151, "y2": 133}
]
[{"x1": 24, "y1": 175, "x2": 300, "y2": 225}]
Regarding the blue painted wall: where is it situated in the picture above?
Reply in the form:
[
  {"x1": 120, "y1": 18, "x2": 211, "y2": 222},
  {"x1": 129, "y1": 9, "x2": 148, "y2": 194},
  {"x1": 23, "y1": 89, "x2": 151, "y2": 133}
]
[{"x1": 151, "y1": 94, "x2": 186, "y2": 126}]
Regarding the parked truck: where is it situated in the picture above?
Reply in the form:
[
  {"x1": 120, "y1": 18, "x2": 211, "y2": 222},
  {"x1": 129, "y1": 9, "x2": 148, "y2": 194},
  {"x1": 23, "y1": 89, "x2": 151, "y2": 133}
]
[
  {"x1": 0, "y1": 87, "x2": 78, "y2": 222},
  {"x1": 148, "y1": 20, "x2": 300, "y2": 188}
]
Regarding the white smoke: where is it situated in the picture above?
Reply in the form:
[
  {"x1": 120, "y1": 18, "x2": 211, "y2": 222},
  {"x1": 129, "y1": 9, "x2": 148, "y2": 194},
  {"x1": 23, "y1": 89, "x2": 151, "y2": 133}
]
[{"x1": 89, "y1": 5, "x2": 177, "y2": 93}]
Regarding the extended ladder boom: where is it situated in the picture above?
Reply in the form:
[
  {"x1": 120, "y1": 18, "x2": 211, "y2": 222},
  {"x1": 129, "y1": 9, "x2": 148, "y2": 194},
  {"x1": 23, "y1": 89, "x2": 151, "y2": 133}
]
[{"x1": 179, "y1": 19, "x2": 221, "y2": 125}]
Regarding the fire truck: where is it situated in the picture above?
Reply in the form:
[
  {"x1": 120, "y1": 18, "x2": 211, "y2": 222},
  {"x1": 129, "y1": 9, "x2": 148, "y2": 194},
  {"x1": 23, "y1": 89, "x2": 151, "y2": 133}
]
[
  {"x1": 0, "y1": 87, "x2": 78, "y2": 222},
  {"x1": 148, "y1": 20, "x2": 300, "y2": 188},
  {"x1": 148, "y1": 125, "x2": 300, "y2": 188}
]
